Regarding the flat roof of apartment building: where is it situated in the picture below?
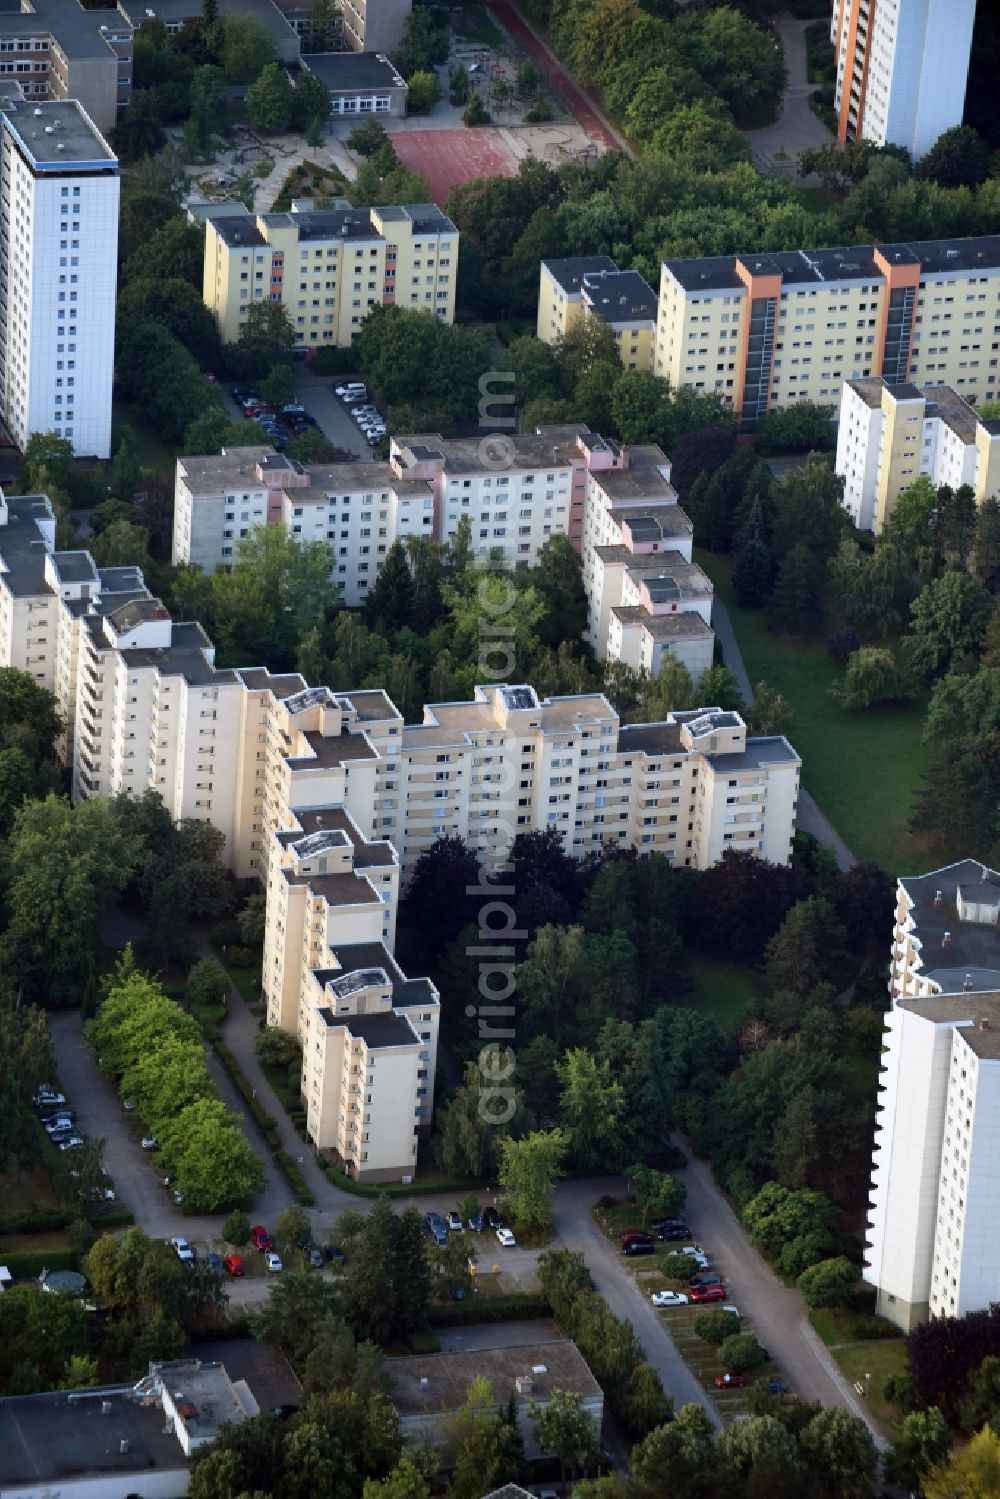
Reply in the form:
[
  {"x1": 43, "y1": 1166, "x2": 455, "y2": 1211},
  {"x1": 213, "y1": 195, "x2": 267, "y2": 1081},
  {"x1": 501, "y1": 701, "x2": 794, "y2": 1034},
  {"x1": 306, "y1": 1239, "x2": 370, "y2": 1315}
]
[
  {"x1": 0, "y1": 1390, "x2": 183, "y2": 1490},
  {"x1": 316, "y1": 1007, "x2": 418, "y2": 1047},
  {"x1": 337, "y1": 687, "x2": 401, "y2": 722},
  {"x1": 117, "y1": 631, "x2": 240, "y2": 688},
  {"x1": 900, "y1": 860, "x2": 1000, "y2": 992},
  {"x1": 583, "y1": 268, "x2": 657, "y2": 323},
  {"x1": 2, "y1": 99, "x2": 116, "y2": 169},
  {"x1": 542, "y1": 255, "x2": 617, "y2": 295},
  {"x1": 846, "y1": 377, "x2": 990, "y2": 442},
  {"x1": 393, "y1": 426, "x2": 598, "y2": 475},
  {"x1": 0, "y1": 0, "x2": 130, "y2": 59},
  {"x1": 179, "y1": 446, "x2": 277, "y2": 492},
  {"x1": 279, "y1": 807, "x2": 396, "y2": 867},
  {"x1": 663, "y1": 236, "x2": 1000, "y2": 293},
  {"x1": 896, "y1": 990, "x2": 1000, "y2": 1059},
  {"x1": 611, "y1": 606, "x2": 714, "y2": 640},
  {"x1": 592, "y1": 465, "x2": 677, "y2": 503},
  {"x1": 120, "y1": 0, "x2": 298, "y2": 42},
  {"x1": 610, "y1": 505, "x2": 692, "y2": 538}
]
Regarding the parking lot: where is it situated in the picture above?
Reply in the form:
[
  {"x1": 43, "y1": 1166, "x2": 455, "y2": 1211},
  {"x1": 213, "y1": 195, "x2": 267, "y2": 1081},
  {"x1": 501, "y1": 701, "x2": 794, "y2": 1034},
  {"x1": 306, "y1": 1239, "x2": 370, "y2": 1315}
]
[{"x1": 222, "y1": 367, "x2": 385, "y2": 462}]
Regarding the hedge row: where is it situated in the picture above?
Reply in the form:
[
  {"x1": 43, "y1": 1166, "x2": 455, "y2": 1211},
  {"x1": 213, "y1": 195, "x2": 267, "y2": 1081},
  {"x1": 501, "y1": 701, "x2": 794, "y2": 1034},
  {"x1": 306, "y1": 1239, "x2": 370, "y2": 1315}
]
[
  {"x1": 86, "y1": 1207, "x2": 135, "y2": 1230},
  {"x1": 216, "y1": 1044, "x2": 281, "y2": 1149},
  {"x1": 2, "y1": 1250, "x2": 78, "y2": 1278},
  {"x1": 324, "y1": 1164, "x2": 478, "y2": 1199},
  {"x1": 428, "y1": 1292, "x2": 552, "y2": 1327},
  {"x1": 274, "y1": 1151, "x2": 315, "y2": 1207},
  {"x1": 0, "y1": 1206, "x2": 76, "y2": 1233}
]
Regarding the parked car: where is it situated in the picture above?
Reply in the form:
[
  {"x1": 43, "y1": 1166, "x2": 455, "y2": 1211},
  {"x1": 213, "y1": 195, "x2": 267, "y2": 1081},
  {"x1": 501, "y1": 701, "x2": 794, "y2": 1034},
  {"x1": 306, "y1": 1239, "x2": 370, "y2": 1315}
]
[
  {"x1": 690, "y1": 1283, "x2": 727, "y2": 1303},
  {"x1": 172, "y1": 1190, "x2": 184, "y2": 1206},
  {"x1": 223, "y1": 1255, "x2": 245, "y2": 1277},
  {"x1": 689, "y1": 1273, "x2": 724, "y2": 1289},
  {"x1": 34, "y1": 1089, "x2": 66, "y2": 1108},
  {"x1": 307, "y1": 1247, "x2": 325, "y2": 1269},
  {"x1": 273, "y1": 1403, "x2": 300, "y2": 1419},
  {"x1": 160, "y1": 1174, "x2": 175, "y2": 1187},
  {"x1": 714, "y1": 1371, "x2": 747, "y2": 1389},
  {"x1": 651, "y1": 1218, "x2": 688, "y2": 1234},
  {"x1": 496, "y1": 1227, "x2": 516, "y2": 1247},
  {"x1": 57, "y1": 1136, "x2": 84, "y2": 1151},
  {"x1": 140, "y1": 1136, "x2": 158, "y2": 1151},
  {"x1": 122, "y1": 1099, "x2": 137, "y2": 1112},
  {"x1": 205, "y1": 1252, "x2": 224, "y2": 1274},
  {"x1": 87, "y1": 1186, "x2": 116, "y2": 1202},
  {"x1": 482, "y1": 1206, "x2": 503, "y2": 1230},
  {"x1": 265, "y1": 1251, "x2": 283, "y2": 1272},
  {"x1": 620, "y1": 1230, "x2": 654, "y2": 1248},
  {"x1": 47, "y1": 1124, "x2": 76, "y2": 1140},
  {"x1": 231, "y1": 385, "x2": 259, "y2": 402},
  {"x1": 651, "y1": 1290, "x2": 689, "y2": 1307},
  {"x1": 44, "y1": 1115, "x2": 75, "y2": 1133},
  {"x1": 446, "y1": 1211, "x2": 463, "y2": 1233},
  {"x1": 766, "y1": 1378, "x2": 790, "y2": 1395},
  {"x1": 655, "y1": 1223, "x2": 691, "y2": 1242},
  {"x1": 467, "y1": 1209, "x2": 484, "y2": 1233},
  {"x1": 170, "y1": 1237, "x2": 194, "y2": 1264},
  {"x1": 250, "y1": 1225, "x2": 273, "y2": 1252},
  {"x1": 281, "y1": 404, "x2": 305, "y2": 416},
  {"x1": 623, "y1": 1240, "x2": 655, "y2": 1257},
  {"x1": 335, "y1": 384, "x2": 367, "y2": 399},
  {"x1": 667, "y1": 1247, "x2": 710, "y2": 1269}
]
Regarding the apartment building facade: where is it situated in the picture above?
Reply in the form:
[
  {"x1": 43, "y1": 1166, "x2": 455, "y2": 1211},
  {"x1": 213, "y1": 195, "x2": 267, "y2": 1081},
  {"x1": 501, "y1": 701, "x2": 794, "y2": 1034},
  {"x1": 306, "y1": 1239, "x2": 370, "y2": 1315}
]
[
  {"x1": 173, "y1": 430, "x2": 713, "y2": 676},
  {"x1": 0, "y1": 98, "x2": 117, "y2": 457},
  {"x1": 866, "y1": 861, "x2": 1000, "y2": 1330},
  {"x1": 203, "y1": 203, "x2": 458, "y2": 349},
  {"x1": 537, "y1": 257, "x2": 657, "y2": 371},
  {"x1": 655, "y1": 235, "x2": 1000, "y2": 435},
  {"x1": 831, "y1": 0, "x2": 975, "y2": 159},
  {"x1": 837, "y1": 377, "x2": 1000, "y2": 531},
  {"x1": 2, "y1": 489, "x2": 803, "y2": 1173}
]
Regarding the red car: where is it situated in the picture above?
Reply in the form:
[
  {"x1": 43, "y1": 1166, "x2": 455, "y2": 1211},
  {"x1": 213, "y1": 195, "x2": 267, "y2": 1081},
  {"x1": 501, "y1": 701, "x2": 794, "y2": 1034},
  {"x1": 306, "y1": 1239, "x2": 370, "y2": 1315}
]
[
  {"x1": 223, "y1": 1255, "x2": 245, "y2": 1277},
  {"x1": 249, "y1": 1225, "x2": 273, "y2": 1252},
  {"x1": 714, "y1": 1371, "x2": 747, "y2": 1389},
  {"x1": 690, "y1": 1283, "x2": 726, "y2": 1303}
]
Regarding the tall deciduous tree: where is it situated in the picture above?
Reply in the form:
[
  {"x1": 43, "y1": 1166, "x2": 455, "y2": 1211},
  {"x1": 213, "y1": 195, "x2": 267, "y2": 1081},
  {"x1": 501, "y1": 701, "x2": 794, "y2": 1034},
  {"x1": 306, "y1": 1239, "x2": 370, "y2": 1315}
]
[{"x1": 498, "y1": 1128, "x2": 568, "y2": 1233}]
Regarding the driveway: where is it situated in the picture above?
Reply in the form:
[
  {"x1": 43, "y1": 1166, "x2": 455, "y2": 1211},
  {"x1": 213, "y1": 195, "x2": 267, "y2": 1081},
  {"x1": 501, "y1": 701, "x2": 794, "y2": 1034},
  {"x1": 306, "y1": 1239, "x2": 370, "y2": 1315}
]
[
  {"x1": 551, "y1": 1178, "x2": 720, "y2": 1426},
  {"x1": 674, "y1": 1144, "x2": 886, "y2": 1450},
  {"x1": 743, "y1": 12, "x2": 835, "y2": 177},
  {"x1": 295, "y1": 366, "x2": 378, "y2": 460}
]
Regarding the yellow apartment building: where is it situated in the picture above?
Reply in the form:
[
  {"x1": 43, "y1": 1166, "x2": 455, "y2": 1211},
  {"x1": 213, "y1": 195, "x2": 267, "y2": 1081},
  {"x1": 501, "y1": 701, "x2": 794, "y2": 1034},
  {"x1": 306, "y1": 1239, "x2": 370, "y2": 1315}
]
[
  {"x1": 203, "y1": 203, "x2": 458, "y2": 348},
  {"x1": 837, "y1": 377, "x2": 1000, "y2": 532},
  {"x1": 538, "y1": 258, "x2": 657, "y2": 370},
  {"x1": 655, "y1": 236, "x2": 1000, "y2": 435}
]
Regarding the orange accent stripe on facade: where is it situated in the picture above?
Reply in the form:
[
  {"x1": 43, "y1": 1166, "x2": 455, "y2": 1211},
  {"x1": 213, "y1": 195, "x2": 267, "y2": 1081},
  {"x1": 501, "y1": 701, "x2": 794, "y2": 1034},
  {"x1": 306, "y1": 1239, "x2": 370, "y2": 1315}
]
[
  {"x1": 733, "y1": 259, "x2": 783, "y2": 422},
  {"x1": 872, "y1": 248, "x2": 921, "y2": 379},
  {"x1": 837, "y1": 0, "x2": 874, "y2": 145}
]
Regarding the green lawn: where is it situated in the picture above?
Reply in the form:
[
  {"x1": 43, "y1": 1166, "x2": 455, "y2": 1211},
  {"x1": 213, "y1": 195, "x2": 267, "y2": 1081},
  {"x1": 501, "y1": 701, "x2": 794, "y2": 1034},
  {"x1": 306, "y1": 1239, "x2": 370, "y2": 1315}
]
[
  {"x1": 809, "y1": 1308, "x2": 908, "y2": 1438},
  {"x1": 209, "y1": 935, "x2": 263, "y2": 1009},
  {"x1": 700, "y1": 552, "x2": 933, "y2": 874},
  {"x1": 685, "y1": 956, "x2": 765, "y2": 1032},
  {"x1": 111, "y1": 402, "x2": 178, "y2": 479}
]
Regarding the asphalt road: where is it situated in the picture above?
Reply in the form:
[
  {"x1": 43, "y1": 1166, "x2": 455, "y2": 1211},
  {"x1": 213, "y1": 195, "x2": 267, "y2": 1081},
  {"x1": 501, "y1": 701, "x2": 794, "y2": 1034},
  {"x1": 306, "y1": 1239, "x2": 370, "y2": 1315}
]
[
  {"x1": 675, "y1": 1144, "x2": 886, "y2": 1450},
  {"x1": 551, "y1": 1177, "x2": 721, "y2": 1426}
]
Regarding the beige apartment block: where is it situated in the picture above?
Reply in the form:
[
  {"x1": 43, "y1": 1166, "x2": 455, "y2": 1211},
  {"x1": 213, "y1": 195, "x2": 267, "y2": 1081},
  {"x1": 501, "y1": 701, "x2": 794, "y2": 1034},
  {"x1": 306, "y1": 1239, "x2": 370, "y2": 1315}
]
[
  {"x1": 203, "y1": 203, "x2": 458, "y2": 349},
  {"x1": 1, "y1": 490, "x2": 803, "y2": 1174},
  {"x1": 655, "y1": 236, "x2": 1000, "y2": 436},
  {"x1": 366, "y1": 685, "x2": 800, "y2": 872},
  {"x1": 339, "y1": 0, "x2": 411, "y2": 53},
  {"x1": 836, "y1": 377, "x2": 1000, "y2": 532},
  {"x1": 538, "y1": 258, "x2": 657, "y2": 370}
]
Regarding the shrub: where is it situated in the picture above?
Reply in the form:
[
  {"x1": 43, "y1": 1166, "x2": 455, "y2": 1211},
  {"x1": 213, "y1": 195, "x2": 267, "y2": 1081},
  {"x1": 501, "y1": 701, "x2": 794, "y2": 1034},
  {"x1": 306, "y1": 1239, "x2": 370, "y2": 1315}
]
[
  {"x1": 223, "y1": 1210, "x2": 251, "y2": 1246},
  {"x1": 596, "y1": 1194, "x2": 619, "y2": 1211},
  {"x1": 255, "y1": 1028, "x2": 301, "y2": 1071},
  {"x1": 3, "y1": 1250, "x2": 78, "y2": 1278},
  {"x1": 525, "y1": 101, "x2": 553, "y2": 122},
  {"x1": 428, "y1": 1292, "x2": 551, "y2": 1326},
  {"x1": 0, "y1": 1206, "x2": 76, "y2": 1233},
  {"x1": 216, "y1": 1043, "x2": 281, "y2": 1149},
  {"x1": 884, "y1": 1372, "x2": 918, "y2": 1412},
  {"x1": 226, "y1": 945, "x2": 259, "y2": 970},
  {"x1": 463, "y1": 96, "x2": 490, "y2": 126},
  {"x1": 695, "y1": 1309, "x2": 741, "y2": 1345},
  {"x1": 274, "y1": 1150, "x2": 315, "y2": 1206},
  {"x1": 797, "y1": 1255, "x2": 861, "y2": 1308},
  {"x1": 719, "y1": 1333, "x2": 766, "y2": 1371}
]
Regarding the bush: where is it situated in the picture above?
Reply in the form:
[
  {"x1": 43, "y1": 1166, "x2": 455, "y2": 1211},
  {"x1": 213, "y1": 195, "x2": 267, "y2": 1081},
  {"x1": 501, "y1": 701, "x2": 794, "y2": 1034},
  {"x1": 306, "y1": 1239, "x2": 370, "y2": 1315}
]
[
  {"x1": 525, "y1": 101, "x2": 553, "y2": 122},
  {"x1": 694, "y1": 1309, "x2": 741, "y2": 1345},
  {"x1": 223, "y1": 1210, "x2": 251, "y2": 1246},
  {"x1": 797, "y1": 1255, "x2": 861, "y2": 1308},
  {"x1": 0, "y1": 1206, "x2": 76, "y2": 1233},
  {"x1": 719, "y1": 1333, "x2": 766, "y2": 1371},
  {"x1": 3, "y1": 1250, "x2": 78, "y2": 1278},
  {"x1": 406, "y1": 1329, "x2": 441, "y2": 1353},
  {"x1": 226, "y1": 946, "x2": 259, "y2": 970},
  {"x1": 884, "y1": 1372, "x2": 918, "y2": 1412},
  {"x1": 596, "y1": 1194, "x2": 619, "y2": 1211},
  {"x1": 274, "y1": 1150, "x2": 315, "y2": 1206},
  {"x1": 255, "y1": 1028, "x2": 301, "y2": 1071},
  {"x1": 216, "y1": 1043, "x2": 281, "y2": 1149},
  {"x1": 428, "y1": 1292, "x2": 552, "y2": 1326},
  {"x1": 463, "y1": 96, "x2": 490, "y2": 126}
]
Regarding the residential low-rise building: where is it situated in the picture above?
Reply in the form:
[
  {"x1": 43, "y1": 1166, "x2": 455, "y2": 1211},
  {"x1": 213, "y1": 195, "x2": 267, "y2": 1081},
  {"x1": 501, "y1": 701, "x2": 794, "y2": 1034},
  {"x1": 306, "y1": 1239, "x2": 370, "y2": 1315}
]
[
  {"x1": 654, "y1": 235, "x2": 1000, "y2": 435},
  {"x1": 866, "y1": 860, "x2": 1000, "y2": 1330},
  {"x1": 388, "y1": 1337, "x2": 604, "y2": 1460},
  {"x1": 836, "y1": 377, "x2": 1000, "y2": 532},
  {"x1": 537, "y1": 257, "x2": 657, "y2": 370},
  {"x1": 203, "y1": 202, "x2": 457, "y2": 349},
  {"x1": 301, "y1": 49, "x2": 409, "y2": 115}
]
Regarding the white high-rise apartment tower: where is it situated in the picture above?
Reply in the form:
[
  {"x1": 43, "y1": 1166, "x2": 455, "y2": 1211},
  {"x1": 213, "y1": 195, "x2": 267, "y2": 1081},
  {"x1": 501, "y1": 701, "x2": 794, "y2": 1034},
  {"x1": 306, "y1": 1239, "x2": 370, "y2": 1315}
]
[
  {"x1": 0, "y1": 99, "x2": 118, "y2": 458},
  {"x1": 832, "y1": 0, "x2": 976, "y2": 160}
]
